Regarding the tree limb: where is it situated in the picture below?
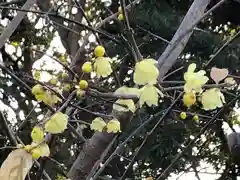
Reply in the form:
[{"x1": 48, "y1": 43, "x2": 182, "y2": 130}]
[
  {"x1": 157, "y1": 0, "x2": 211, "y2": 79},
  {"x1": 0, "y1": 0, "x2": 36, "y2": 49}
]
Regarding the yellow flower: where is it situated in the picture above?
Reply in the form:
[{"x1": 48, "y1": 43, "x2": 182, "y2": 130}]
[
  {"x1": 90, "y1": 117, "x2": 107, "y2": 132},
  {"x1": 93, "y1": 57, "x2": 113, "y2": 78},
  {"x1": 41, "y1": 91, "x2": 61, "y2": 106},
  {"x1": 193, "y1": 114, "x2": 199, "y2": 121},
  {"x1": 82, "y1": 61, "x2": 92, "y2": 73},
  {"x1": 106, "y1": 119, "x2": 121, "y2": 133},
  {"x1": 114, "y1": 86, "x2": 140, "y2": 97},
  {"x1": 62, "y1": 83, "x2": 71, "y2": 92},
  {"x1": 183, "y1": 92, "x2": 196, "y2": 108},
  {"x1": 61, "y1": 72, "x2": 69, "y2": 80},
  {"x1": 79, "y1": 80, "x2": 88, "y2": 89},
  {"x1": 45, "y1": 112, "x2": 68, "y2": 134},
  {"x1": 139, "y1": 85, "x2": 163, "y2": 107},
  {"x1": 184, "y1": 63, "x2": 209, "y2": 93},
  {"x1": 32, "y1": 85, "x2": 60, "y2": 106},
  {"x1": 76, "y1": 89, "x2": 85, "y2": 98},
  {"x1": 34, "y1": 71, "x2": 41, "y2": 80},
  {"x1": 94, "y1": 46, "x2": 105, "y2": 57},
  {"x1": 180, "y1": 112, "x2": 187, "y2": 120},
  {"x1": 30, "y1": 143, "x2": 50, "y2": 159},
  {"x1": 224, "y1": 77, "x2": 236, "y2": 86},
  {"x1": 31, "y1": 148, "x2": 41, "y2": 160},
  {"x1": 32, "y1": 84, "x2": 44, "y2": 95},
  {"x1": 11, "y1": 41, "x2": 19, "y2": 47},
  {"x1": 113, "y1": 99, "x2": 136, "y2": 112},
  {"x1": 118, "y1": 14, "x2": 124, "y2": 21},
  {"x1": 201, "y1": 88, "x2": 225, "y2": 111},
  {"x1": 118, "y1": 6, "x2": 123, "y2": 14},
  {"x1": 134, "y1": 58, "x2": 159, "y2": 85},
  {"x1": 24, "y1": 145, "x2": 32, "y2": 152},
  {"x1": 59, "y1": 54, "x2": 67, "y2": 62},
  {"x1": 50, "y1": 78, "x2": 58, "y2": 85},
  {"x1": 31, "y1": 126, "x2": 44, "y2": 143},
  {"x1": 37, "y1": 143, "x2": 50, "y2": 157}
]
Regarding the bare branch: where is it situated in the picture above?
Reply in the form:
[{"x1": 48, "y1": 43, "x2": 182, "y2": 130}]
[
  {"x1": 0, "y1": 0, "x2": 36, "y2": 49},
  {"x1": 205, "y1": 29, "x2": 240, "y2": 66},
  {"x1": 155, "y1": 94, "x2": 240, "y2": 180},
  {"x1": 0, "y1": 111, "x2": 18, "y2": 146},
  {"x1": 157, "y1": 0, "x2": 227, "y2": 80}
]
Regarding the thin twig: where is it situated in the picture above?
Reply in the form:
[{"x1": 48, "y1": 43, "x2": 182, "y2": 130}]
[
  {"x1": 88, "y1": 89, "x2": 138, "y2": 100},
  {"x1": 90, "y1": 110, "x2": 166, "y2": 180},
  {"x1": 91, "y1": 91, "x2": 182, "y2": 180},
  {"x1": 193, "y1": 163, "x2": 201, "y2": 180},
  {"x1": 16, "y1": 103, "x2": 39, "y2": 134},
  {"x1": 31, "y1": 48, "x2": 79, "y2": 79},
  {"x1": 205, "y1": 29, "x2": 240, "y2": 66},
  {"x1": 73, "y1": 0, "x2": 101, "y2": 45},
  {"x1": 71, "y1": 0, "x2": 141, "y2": 64},
  {"x1": 97, "y1": 0, "x2": 141, "y2": 28},
  {"x1": 172, "y1": 109, "x2": 223, "y2": 121},
  {"x1": 70, "y1": 103, "x2": 113, "y2": 119},
  {"x1": 0, "y1": 111, "x2": 18, "y2": 146},
  {"x1": 119, "y1": 92, "x2": 183, "y2": 180},
  {"x1": 0, "y1": 64, "x2": 31, "y2": 92},
  {"x1": 0, "y1": 6, "x2": 120, "y2": 44},
  {"x1": 120, "y1": 0, "x2": 142, "y2": 61},
  {"x1": 156, "y1": 93, "x2": 240, "y2": 180},
  {"x1": 162, "y1": 66, "x2": 184, "y2": 81},
  {"x1": 136, "y1": 25, "x2": 171, "y2": 44},
  {"x1": 68, "y1": 123, "x2": 86, "y2": 142},
  {"x1": 164, "y1": 83, "x2": 229, "y2": 92},
  {"x1": 0, "y1": 146, "x2": 17, "y2": 150},
  {"x1": 0, "y1": 0, "x2": 37, "y2": 49}
]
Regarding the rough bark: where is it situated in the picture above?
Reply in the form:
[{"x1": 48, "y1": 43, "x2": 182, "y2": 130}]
[
  {"x1": 67, "y1": 111, "x2": 133, "y2": 179},
  {"x1": 67, "y1": 132, "x2": 114, "y2": 179},
  {"x1": 157, "y1": 0, "x2": 211, "y2": 80}
]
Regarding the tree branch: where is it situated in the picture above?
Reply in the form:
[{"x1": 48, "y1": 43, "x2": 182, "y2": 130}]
[
  {"x1": 157, "y1": 0, "x2": 224, "y2": 79},
  {"x1": 0, "y1": 111, "x2": 18, "y2": 146},
  {"x1": 0, "y1": 0, "x2": 36, "y2": 49}
]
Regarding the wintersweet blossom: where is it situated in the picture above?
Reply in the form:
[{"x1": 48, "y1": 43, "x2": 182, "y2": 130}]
[
  {"x1": 184, "y1": 63, "x2": 209, "y2": 93},
  {"x1": 113, "y1": 99, "x2": 136, "y2": 112},
  {"x1": 90, "y1": 117, "x2": 107, "y2": 132},
  {"x1": 183, "y1": 92, "x2": 196, "y2": 107},
  {"x1": 114, "y1": 86, "x2": 140, "y2": 97},
  {"x1": 134, "y1": 58, "x2": 159, "y2": 85},
  {"x1": 45, "y1": 112, "x2": 68, "y2": 134},
  {"x1": 93, "y1": 57, "x2": 113, "y2": 78},
  {"x1": 106, "y1": 119, "x2": 121, "y2": 133},
  {"x1": 201, "y1": 88, "x2": 225, "y2": 110},
  {"x1": 139, "y1": 85, "x2": 163, "y2": 107}
]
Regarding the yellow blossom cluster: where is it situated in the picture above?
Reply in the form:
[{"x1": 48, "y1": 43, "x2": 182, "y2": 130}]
[
  {"x1": 90, "y1": 117, "x2": 121, "y2": 133},
  {"x1": 32, "y1": 84, "x2": 61, "y2": 106},
  {"x1": 23, "y1": 111, "x2": 69, "y2": 160},
  {"x1": 90, "y1": 57, "x2": 164, "y2": 133},
  {"x1": 183, "y1": 63, "x2": 227, "y2": 111}
]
